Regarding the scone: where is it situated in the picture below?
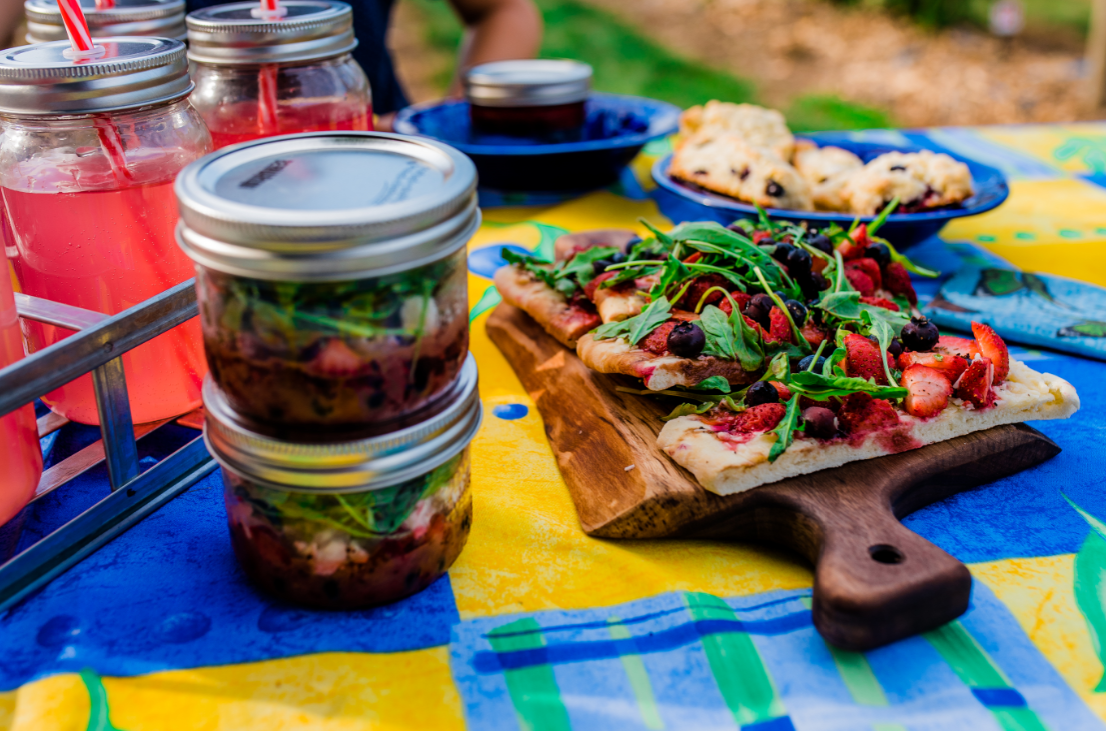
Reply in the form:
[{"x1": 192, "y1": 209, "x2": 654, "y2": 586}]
[
  {"x1": 670, "y1": 132, "x2": 813, "y2": 211},
  {"x1": 843, "y1": 150, "x2": 973, "y2": 216},
  {"x1": 678, "y1": 101, "x2": 795, "y2": 160},
  {"x1": 793, "y1": 144, "x2": 864, "y2": 212}
]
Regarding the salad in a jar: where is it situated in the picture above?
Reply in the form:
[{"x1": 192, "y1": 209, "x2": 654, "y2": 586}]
[
  {"x1": 196, "y1": 251, "x2": 469, "y2": 433},
  {"x1": 224, "y1": 449, "x2": 472, "y2": 609}
]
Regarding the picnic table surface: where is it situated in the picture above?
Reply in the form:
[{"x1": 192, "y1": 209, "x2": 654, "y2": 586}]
[{"x1": 3, "y1": 122, "x2": 1106, "y2": 731}]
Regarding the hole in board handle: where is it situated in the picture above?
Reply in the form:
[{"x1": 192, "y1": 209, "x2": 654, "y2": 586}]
[{"x1": 869, "y1": 544, "x2": 904, "y2": 564}]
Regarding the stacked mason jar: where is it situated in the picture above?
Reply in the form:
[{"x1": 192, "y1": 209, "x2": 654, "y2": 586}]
[
  {"x1": 0, "y1": 4, "x2": 481, "y2": 608},
  {"x1": 175, "y1": 133, "x2": 482, "y2": 609}
]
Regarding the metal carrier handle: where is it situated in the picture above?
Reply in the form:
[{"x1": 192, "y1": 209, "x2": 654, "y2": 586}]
[{"x1": 0, "y1": 280, "x2": 217, "y2": 611}]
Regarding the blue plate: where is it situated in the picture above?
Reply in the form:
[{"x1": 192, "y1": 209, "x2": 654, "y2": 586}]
[
  {"x1": 650, "y1": 132, "x2": 1010, "y2": 249},
  {"x1": 394, "y1": 93, "x2": 680, "y2": 193}
]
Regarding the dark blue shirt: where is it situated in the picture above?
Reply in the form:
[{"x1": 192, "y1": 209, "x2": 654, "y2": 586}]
[{"x1": 186, "y1": 0, "x2": 410, "y2": 114}]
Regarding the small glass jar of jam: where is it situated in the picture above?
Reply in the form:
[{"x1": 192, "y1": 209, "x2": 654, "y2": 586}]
[
  {"x1": 204, "y1": 354, "x2": 481, "y2": 609},
  {"x1": 24, "y1": 0, "x2": 187, "y2": 44},
  {"x1": 175, "y1": 131, "x2": 478, "y2": 437},
  {"x1": 465, "y1": 59, "x2": 592, "y2": 139},
  {"x1": 186, "y1": 0, "x2": 372, "y2": 149}
]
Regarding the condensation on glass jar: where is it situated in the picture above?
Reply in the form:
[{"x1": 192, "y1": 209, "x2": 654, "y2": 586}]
[
  {"x1": 24, "y1": 0, "x2": 187, "y2": 43},
  {"x1": 203, "y1": 354, "x2": 481, "y2": 609},
  {"x1": 175, "y1": 131, "x2": 478, "y2": 436},
  {"x1": 0, "y1": 39, "x2": 213, "y2": 425},
  {"x1": 0, "y1": 252, "x2": 42, "y2": 528},
  {"x1": 465, "y1": 59, "x2": 592, "y2": 139},
  {"x1": 187, "y1": 0, "x2": 372, "y2": 149}
]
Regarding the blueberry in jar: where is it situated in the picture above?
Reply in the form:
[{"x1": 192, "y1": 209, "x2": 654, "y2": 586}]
[
  {"x1": 798, "y1": 354, "x2": 825, "y2": 372},
  {"x1": 901, "y1": 316, "x2": 939, "y2": 352},
  {"x1": 802, "y1": 407, "x2": 837, "y2": 439},
  {"x1": 667, "y1": 321, "x2": 705, "y2": 358},
  {"x1": 786, "y1": 247, "x2": 812, "y2": 276},
  {"x1": 750, "y1": 293, "x2": 774, "y2": 311},
  {"x1": 771, "y1": 243, "x2": 797, "y2": 263},
  {"x1": 784, "y1": 299, "x2": 807, "y2": 324},
  {"x1": 806, "y1": 232, "x2": 833, "y2": 255},
  {"x1": 865, "y1": 243, "x2": 892, "y2": 269},
  {"x1": 745, "y1": 381, "x2": 780, "y2": 406},
  {"x1": 888, "y1": 337, "x2": 903, "y2": 358}
]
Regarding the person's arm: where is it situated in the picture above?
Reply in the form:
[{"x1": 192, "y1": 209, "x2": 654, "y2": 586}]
[{"x1": 445, "y1": 0, "x2": 542, "y2": 96}]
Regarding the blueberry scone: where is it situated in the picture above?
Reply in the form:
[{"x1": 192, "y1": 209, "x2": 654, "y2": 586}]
[
  {"x1": 670, "y1": 132, "x2": 813, "y2": 211},
  {"x1": 843, "y1": 150, "x2": 973, "y2": 216},
  {"x1": 793, "y1": 143, "x2": 864, "y2": 212},
  {"x1": 678, "y1": 101, "x2": 795, "y2": 160}
]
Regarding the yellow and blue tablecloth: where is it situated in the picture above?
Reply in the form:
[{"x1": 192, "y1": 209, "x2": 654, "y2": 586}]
[{"x1": 4, "y1": 123, "x2": 1106, "y2": 730}]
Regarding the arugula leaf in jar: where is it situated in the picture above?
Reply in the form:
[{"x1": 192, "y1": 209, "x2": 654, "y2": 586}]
[{"x1": 593, "y1": 296, "x2": 672, "y2": 344}]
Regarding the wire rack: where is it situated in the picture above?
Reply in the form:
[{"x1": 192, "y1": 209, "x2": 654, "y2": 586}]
[{"x1": 0, "y1": 280, "x2": 216, "y2": 611}]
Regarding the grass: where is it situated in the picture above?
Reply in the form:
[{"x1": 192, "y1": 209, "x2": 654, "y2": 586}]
[
  {"x1": 838, "y1": 0, "x2": 1093, "y2": 35},
  {"x1": 409, "y1": 0, "x2": 893, "y2": 130}
]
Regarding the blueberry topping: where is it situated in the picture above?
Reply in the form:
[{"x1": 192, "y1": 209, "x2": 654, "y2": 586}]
[
  {"x1": 743, "y1": 300, "x2": 771, "y2": 330},
  {"x1": 592, "y1": 259, "x2": 613, "y2": 276},
  {"x1": 766, "y1": 181, "x2": 785, "y2": 197},
  {"x1": 890, "y1": 165, "x2": 907, "y2": 172},
  {"x1": 887, "y1": 337, "x2": 903, "y2": 358},
  {"x1": 623, "y1": 236, "x2": 643, "y2": 253},
  {"x1": 609, "y1": 252, "x2": 627, "y2": 264},
  {"x1": 807, "y1": 232, "x2": 833, "y2": 255},
  {"x1": 667, "y1": 321, "x2": 706, "y2": 358},
  {"x1": 746, "y1": 381, "x2": 780, "y2": 407},
  {"x1": 865, "y1": 243, "x2": 891, "y2": 269},
  {"x1": 771, "y1": 243, "x2": 796, "y2": 263},
  {"x1": 784, "y1": 299, "x2": 807, "y2": 324},
  {"x1": 802, "y1": 407, "x2": 837, "y2": 439},
  {"x1": 901, "y1": 316, "x2": 939, "y2": 352},
  {"x1": 786, "y1": 247, "x2": 812, "y2": 276},
  {"x1": 798, "y1": 354, "x2": 826, "y2": 372}
]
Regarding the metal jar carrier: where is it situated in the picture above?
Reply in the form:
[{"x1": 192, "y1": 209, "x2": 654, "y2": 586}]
[{"x1": 24, "y1": 0, "x2": 188, "y2": 44}]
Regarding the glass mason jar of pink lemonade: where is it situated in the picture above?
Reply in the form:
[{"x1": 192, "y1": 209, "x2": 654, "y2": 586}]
[
  {"x1": 0, "y1": 260, "x2": 42, "y2": 527},
  {"x1": 176, "y1": 132, "x2": 477, "y2": 437},
  {"x1": 24, "y1": 0, "x2": 187, "y2": 44},
  {"x1": 0, "y1": 39, "x2": 213, "y2": 425},
  {"x1": 186, "y1": 0, "x2": 372, "y2": 149}
]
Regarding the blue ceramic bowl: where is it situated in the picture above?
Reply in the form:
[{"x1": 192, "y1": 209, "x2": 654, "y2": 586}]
[
  {"x1": 394, "y1": 93, "x2": 680, "y2": 193},
  {"x1": 650, "y1": 133, "x2": 1010, "y2": 249}
]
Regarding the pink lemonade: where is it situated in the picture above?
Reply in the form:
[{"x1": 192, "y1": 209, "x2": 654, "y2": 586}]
[
  {"x1": 205, "y1": 99, "x2": 372, "y2": 149},
  {"x1": 3, "y1": 178, "x2": 206, "y2": 425},
  {"x1": 0, "y1": 268, "x2": 42, "y2": 526}
]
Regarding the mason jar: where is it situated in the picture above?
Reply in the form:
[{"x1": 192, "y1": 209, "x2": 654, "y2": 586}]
[
  {"x1": 187, "y1": 0, "x2": 371, "y2": 149},
  {"x1": 0, "y1": 39, "x2": 212, "y2": 425},
  {"x1": 24, "y1": 0, "x2": 187, "y2": 44},
  {"x1": 204, "y1": 354, "x2": 480, "y2": 609},
  {"x1": 465, "y1": 59, "x2": 592, "y2": 139},
  {"x1": 176, "y1": 131, "x2": 478, "y2": 436}
]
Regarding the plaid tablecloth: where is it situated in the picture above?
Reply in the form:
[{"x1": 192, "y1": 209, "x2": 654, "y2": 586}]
[{"x1": 4, "y1": 123, "x2": 1106, "y2": 731}]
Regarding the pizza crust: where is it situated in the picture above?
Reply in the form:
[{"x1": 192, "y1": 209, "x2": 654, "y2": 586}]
[
  {"x1": 494, "y1": 265, "x2": 600, "y2": 349},
  {"x1": 658, "y1": 359, "x2": 1079, "y2": 496},
  {"x1": 576, "y1": 333, "x2": 758, "y2": 390}
]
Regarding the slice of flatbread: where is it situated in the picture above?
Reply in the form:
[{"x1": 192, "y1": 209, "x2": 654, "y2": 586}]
[
  {"x1": 658, "y1": 359, "x2": 1079, "y2": 496},
  {"x1": 576, "y1": 333, "x2": 758, "y2": 391},
  {"x1": 493, "y1": 265, "x2": 600, "y2": 349}
]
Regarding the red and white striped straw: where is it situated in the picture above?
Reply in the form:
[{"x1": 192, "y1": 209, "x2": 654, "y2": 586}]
[
  {"x1": 258, "y1": 64, "x2": 279, "y2": 134},
  {"x1": 94, "y1": 0, "x2": 115, "y2": 10},
  {"x1": 56, "y1": 0, "x2": 95, "y2": 54},
  {"x1": 251, "y1": 0, "x2": 287, "y2": 19}
]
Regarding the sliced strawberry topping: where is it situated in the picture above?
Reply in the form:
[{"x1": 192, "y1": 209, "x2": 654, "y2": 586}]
[
  {"x1": 901, "y1": 364, "x2": 952, "y2": 418},
  {"x1": 843, "y1": 332, "x2": 887, "y2": 384},
  {"x1": 718, "y1": 291, "x2": 752, "y2": 315},
  {"x1": 859, "y1": 296, "x2": 900, "y2": 312},
  {"x1": 640, "y1": 320, "x2": 678, "y2": 355},
  {"x1": 766, "y1": 306, "x2": 794, "y2": 343},
  {"x1": 936, "y1": 335, "x2": 975, "y2": 359},
  {"x1": 844, "y1": 267, "x2": 876, "y2": 296},
  {"x1": 801, "y1": 320, "x2": 829, "y2": 346},
  {"x1": 743, "y1": 315, "x2": 768, "y2": 340},
  {"x1": 677, "y1": 274, "x2": 730, "y2": 310},
  {"x1": 752, "y1": 230, "x2": 774, "y2": 244},
  {"x1": 955, "y1": 357, "x2": 995, "y2": 409},
  {"x1": 898, "y1": 351, "x2": 969, "y2": 381},
  {"x1": 847, "y1": 258, "x2": 883, "y2": 291},
  {"x1": 837, "y1": 392, "x2": 900, "y2": 434},
  {"x1": 713, "y1": 403, "x2": 787, "y2": 434},
  {"x1": 307, "y1": 339, "x2": 369, "y2": 377},
  {"x1": 970, "y1": 321, "x2": 1010, "y2": 384},
  {"x1": 583, "y1": 271, "x2": 618, "y2": 301},
  {"x1": 683, "y1": 252, "x2": 703, "y2": 265},
  {"x1": 852, "y1": 223, "x2": 871, "y2": 248},
  {"x1": 882, "y1": 262, "x2": 917, "y2": 306},
  {"x1": 770, "y1": 382, "x2": 792, "y2": 400}
]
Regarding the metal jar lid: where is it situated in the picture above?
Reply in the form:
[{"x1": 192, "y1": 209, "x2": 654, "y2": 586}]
[
  {"x1": 0, "y1": 38, "x2": 192, "y2": 115},
  {"x1": 24, "y1": 0, "x2": 187, "y2": 44},
  {"x1": 175, "y1": 131, "x2": 480, "y2": 281},
  {"x1": 186, "y1": 0, "x2": 357, "y2": 65},
  {"x1": 464, "y1": 59, "x2": 592, "y2": 108},
  {"x1": 204, "y1": 354, "x2": 482, "y2": 491}
]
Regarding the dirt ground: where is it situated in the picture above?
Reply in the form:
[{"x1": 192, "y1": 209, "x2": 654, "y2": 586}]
[{"x1": 391, "y1": 0, "x2": 1106, "y2": 127}]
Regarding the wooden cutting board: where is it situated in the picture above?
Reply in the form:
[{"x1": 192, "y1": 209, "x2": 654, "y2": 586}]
[{"x1": 487, "y1": 302, "x2": 1062, "y2": 651}]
